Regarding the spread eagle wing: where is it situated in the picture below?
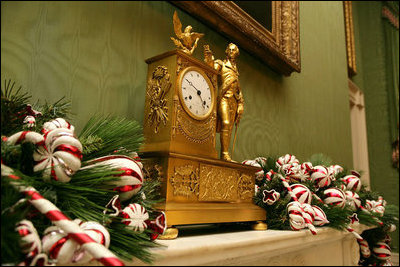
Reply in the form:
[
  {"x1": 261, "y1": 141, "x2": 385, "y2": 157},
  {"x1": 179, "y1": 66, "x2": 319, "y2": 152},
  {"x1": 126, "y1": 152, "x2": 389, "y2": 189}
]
[
  {"x1": 190, "y1": 32, "x2": 205, "y2": 41},
  {"x1": 173, "y1": 11, "x2": 183, "y2": 39}
]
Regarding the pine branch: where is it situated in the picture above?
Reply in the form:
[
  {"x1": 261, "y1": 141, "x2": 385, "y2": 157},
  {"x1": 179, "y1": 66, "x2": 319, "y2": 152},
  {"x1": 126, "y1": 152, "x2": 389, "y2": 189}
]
[{"x1": 78, "y1": 116, "x2": 144, "y2": 160}]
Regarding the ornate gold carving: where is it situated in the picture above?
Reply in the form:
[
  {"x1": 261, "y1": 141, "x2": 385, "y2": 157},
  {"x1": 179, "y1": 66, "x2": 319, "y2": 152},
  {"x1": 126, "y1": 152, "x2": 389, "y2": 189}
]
[
  {"x1": 143, "y1": 162, "x2": 164, "y2": 183},
  {"x1": 343, "y1": 1, "x2": 357, "y2": 76},
  {"x1": 171, "y1": 11, "x2": 204, "y2": 55},
  {"x1": 146, "y1": 66, "x2": 172, "y2": 133},
  {"x1": 199, "y1": 164, "x2": 238, "y2": 201},
  {"x1": 238, "y1": 173, "x2": 254, "y2": 200},
  {"x1": 281, "y1": 1, "x2": 300, "y2": 65},
  {"x1": 170, "y1": 165, "x2": 200, "y2": 197},
  {"x1": 176, "y1": 56, "x2": 191, "y2": 76},
  {"x1": 176, "y1": 105, "x2": 216, "y2": 144}
]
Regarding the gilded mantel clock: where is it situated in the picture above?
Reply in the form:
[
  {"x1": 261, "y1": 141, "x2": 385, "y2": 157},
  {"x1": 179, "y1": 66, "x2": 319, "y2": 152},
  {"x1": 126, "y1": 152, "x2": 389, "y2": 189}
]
[
  {"x1": 141, "y1": 50, "x2": 218, "y2": 159},
  {"x1": 140, "y1": 11, "x2": 266, "y2": 239}
]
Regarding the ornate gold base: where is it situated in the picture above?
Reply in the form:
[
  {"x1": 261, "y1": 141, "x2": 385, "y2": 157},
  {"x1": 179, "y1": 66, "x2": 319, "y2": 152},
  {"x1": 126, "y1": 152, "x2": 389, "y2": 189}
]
[
  {"x1": 142, "y1": 152, "x2": 267, "y2": 229},
  {"x1": 157, "y1": 227, "x2": 179, "y2": 240},
  {"x1": 252, "y1": 221, "x2": 268, "y2": 231}
]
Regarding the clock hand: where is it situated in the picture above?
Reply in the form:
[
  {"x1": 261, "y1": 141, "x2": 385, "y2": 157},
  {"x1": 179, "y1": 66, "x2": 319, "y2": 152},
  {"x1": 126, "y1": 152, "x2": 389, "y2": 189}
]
[{"x1": 185, "y1": 79, "x2": 206, "y2": 109}]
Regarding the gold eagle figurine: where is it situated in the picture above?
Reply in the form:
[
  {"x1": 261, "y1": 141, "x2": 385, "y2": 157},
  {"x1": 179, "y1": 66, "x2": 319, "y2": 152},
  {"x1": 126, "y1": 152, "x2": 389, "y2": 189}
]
[{"x1": 171, "y1": 11, "x2": 204, "y2": 55}]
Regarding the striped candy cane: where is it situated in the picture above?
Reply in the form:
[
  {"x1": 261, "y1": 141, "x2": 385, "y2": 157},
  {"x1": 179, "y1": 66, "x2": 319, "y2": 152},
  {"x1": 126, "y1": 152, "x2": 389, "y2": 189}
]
[
  {"x1": 1, "y1": 163, "x2": 124, "y2": 266},
  {"x1": 277, "y1": 174, "x2": 317, "y2": 235}
]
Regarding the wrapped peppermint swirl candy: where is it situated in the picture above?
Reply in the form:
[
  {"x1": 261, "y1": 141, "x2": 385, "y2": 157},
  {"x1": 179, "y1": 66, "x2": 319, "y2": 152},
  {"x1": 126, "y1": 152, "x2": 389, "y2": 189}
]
[
  {"x1": 23, "y1": 115, "x2": 36, "y2": 128},
  {"x1": 341, "y1": 174, "x2": 362, "y2": 192},
  {"x1": 42, "y1": 118, "x2": 75, "y2": 134},
  {"x1": 262, "y1": 189, "x2": 280, "y2": 205},
  {"x1": 287, "y1": 202, "x2": 306, "y2": 231},
  {"x1": 301, "y1": 203, "x2": 315, "y2": 225},
  {"x1": 287, "y1": 162, "x2": 313, "y2": 183},
  {"x1": 310, "y1": 165, "x2": 332, "y2": 188},
  {"x1": 311, "y1": 205, "x2": 329, "y2": 226},
  {"x1": 365, "y1": 200, "x2": 385, "y2": 216},
  {"x1": 147, "y1": 211, "x2": 167, "y2": 240},
  {"x1": 372, "y1": 242, "x2": 391, "y2": 261},
  {"x1": 323, "y1": 188, "x2": 346, "y2": 208},
  {"x1": 33, "y1": 128, "x2": 82, "y2": 183},
  {"x1": 358, "y1": 239, "x2": 371, "y2": 258},
  {"x1": 345, "y1": 191, "x2": 361, "y2": 211},
  {"x1": 83, "y1": 155, "x2": 144, "y2": 202},
  {"x1": 121, "y1": 203, "x2": 149, "y2": 232},
  {"x1": 289, "y1": 184, "x2": 312, "y2": 204},
  {"x1": 276, "y1": 154, "x2": 299, "y2": 174},
  {"x1": 328, "y1": 164, "x2": 344, "y2": 178},
  {"x1": 42, "y1": 219, "x2": 110, "y2": 265},
  {"x1": 15, "y1": 220, "x2": 42, "y2": 260}
]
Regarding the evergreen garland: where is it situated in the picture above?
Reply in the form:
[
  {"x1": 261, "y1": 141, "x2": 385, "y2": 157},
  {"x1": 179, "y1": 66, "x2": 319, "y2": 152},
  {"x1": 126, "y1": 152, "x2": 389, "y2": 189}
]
[
  {"x1": 1, "y1": 80, "x2": 163, "y2": 265},
  {"x1": 249, "y1": 154, "x2": 398, "y2": 266}
]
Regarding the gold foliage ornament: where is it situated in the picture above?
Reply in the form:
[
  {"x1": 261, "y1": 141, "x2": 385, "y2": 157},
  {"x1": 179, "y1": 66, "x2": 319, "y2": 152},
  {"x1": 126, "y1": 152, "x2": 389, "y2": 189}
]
[
  {"x1": 147, "y1": 66, "x2": 172, "y2": 133},
  {"x1": 171, "y1": 11, "x2": 204, "y2": 55}
]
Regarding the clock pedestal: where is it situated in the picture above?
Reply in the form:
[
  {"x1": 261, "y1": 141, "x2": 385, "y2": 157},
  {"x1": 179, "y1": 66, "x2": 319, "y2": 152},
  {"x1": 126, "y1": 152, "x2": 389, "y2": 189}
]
[{"x1": 141, "y1": 151, "x2": 267, "y2": 238}]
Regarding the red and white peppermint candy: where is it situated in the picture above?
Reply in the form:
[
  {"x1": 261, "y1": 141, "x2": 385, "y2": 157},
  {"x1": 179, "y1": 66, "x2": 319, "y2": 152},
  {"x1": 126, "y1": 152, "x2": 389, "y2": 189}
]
[
  {"x1": 341, "y1": 175, "x2": 362, "y2": 192},
  {"x1": 372, "y1": 242, "x2": 391, "y2": 260},
  {"x1": 147, "y1": 211, "x2": 167, "y2": 240},
  {"x1": 287, "y1": 202, "x2": 305, "y2": 231},
  {"x1": 378, "y1": 196, "x2": 387, "y2": 206},
  {"x1": 365, "y1": 200, "x2": 385, "y2": 216},
  {"x1": 84, "y1": 155, "x2": 144, "y2": 202},
  {"x1": 323, "y1": 188, "x2": 346, "y2": 208},
  {"x1": 33, "y1": 128, "x2": 82, "y2": 183},
  {"x1": 301, "y1": 203, "x2": 315, "y2": 225},
  {"x1": 328, "y1": 164, "x2": 344, "y2": 177},
  {"x1": 310, "y1": 165, "x2": 332, "y2": 188},
  {"x1": 311, "y1": 205, "x2": 329, "y2": 226},
  {"x1": 288, "y1": 162, "x2": 312, "y2": 182},
  {"x1": 42, "y1": 118, "x2": 75, "y2": 134},
  {"x1": 345, "y1": 191, "x2": 361, "y2": 211},
  {"x1": 121, "y1": 203, "x2": 149, "y2": 232},
  {"x1": 42, "y1": 219, "x2": 110, "y2": 265},
  {"x1": 351, "y1": 170, "x2": 361, "y2": 177},
  {"x1": 15, "y1": 220, "x2": 41, "y2": 259},
  {"x1": 289, "y1": 184, "x2": 312, "y2": 204},
  {"x1": 5, "y1": 131, "x2": 44, "y2": 146},
  {"x1": 276, "y1": 154, "x2": 299, "y2": 174},
  {"x1": 277, "y1": 154, "x2": 299, "y2": 167},
  {"x1": 242, "y1": 159, "x2": 264, "y2": 180},
  {"x1": 358, "y1": 239, "x2": 371, "y2": 258},
  {"x1": 23, "y1": 116, "x2": 36, "y2": 128},
  {"x1": 262, "y1": 189, "x2": 280, "y2": 205}
]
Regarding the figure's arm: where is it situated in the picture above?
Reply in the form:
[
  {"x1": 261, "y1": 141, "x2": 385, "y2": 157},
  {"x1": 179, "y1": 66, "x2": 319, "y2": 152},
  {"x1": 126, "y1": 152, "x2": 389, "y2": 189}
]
[
  {"x1": 203, "y1": 45, "x2": 215, "y2": 67},
  {"x1": 236, "y1": 84, "x2": 244, "y2": 124}
]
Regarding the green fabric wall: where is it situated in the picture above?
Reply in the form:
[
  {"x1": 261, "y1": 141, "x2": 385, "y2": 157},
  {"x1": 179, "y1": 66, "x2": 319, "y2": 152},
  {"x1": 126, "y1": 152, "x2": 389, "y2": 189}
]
[
  {"x1": 1, "y1": 1, "x2": 353, "y2": 167},
  {"x1": 352, "y1": 1, "x2": 399, "y2": 252}
]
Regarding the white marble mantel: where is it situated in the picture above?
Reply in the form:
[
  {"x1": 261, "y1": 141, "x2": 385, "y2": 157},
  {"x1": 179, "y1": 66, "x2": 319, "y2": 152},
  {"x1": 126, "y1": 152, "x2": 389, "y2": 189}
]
[{"x1": 124, "y1": 223, "x2": 372, "y2": 266}]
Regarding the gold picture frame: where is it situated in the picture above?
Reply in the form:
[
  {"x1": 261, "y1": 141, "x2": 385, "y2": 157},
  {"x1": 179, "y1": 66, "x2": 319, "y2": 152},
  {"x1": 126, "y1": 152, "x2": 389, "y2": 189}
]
[
  {"x1": 343, "y1": 1, "x2": 357, "y2": 77},
  {"x1": 170, "y1": 1, "x2": 301, "y2": 76}
]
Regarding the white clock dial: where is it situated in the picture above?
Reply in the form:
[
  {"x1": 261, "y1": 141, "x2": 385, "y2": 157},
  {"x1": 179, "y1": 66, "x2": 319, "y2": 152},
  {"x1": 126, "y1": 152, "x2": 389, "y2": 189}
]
[{"x1": 179, "y1": 68, "x2": 213, "y2": 120}]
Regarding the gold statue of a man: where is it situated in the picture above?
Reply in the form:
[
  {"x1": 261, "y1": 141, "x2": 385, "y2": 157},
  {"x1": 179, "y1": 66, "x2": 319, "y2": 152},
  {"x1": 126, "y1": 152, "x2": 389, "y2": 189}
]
[{"x1": 204, "y1": 43, "x2": 244, "y2": 161}]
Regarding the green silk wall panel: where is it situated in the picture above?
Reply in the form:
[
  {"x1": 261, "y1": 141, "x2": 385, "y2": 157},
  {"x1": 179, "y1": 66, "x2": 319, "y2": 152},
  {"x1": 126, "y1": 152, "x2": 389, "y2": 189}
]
[
  {"x1": 1, "y1": 1, "x2": 353, "y2": 167},
  {"x1": 352, "y1": 1, "x2": 399, "y2": 252}
]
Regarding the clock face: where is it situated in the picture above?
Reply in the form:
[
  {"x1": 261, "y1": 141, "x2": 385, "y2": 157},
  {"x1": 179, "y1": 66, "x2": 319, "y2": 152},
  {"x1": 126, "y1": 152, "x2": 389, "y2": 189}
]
[{"x1": 178, "y1": 67, "x2": 214, "y2": 120}]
